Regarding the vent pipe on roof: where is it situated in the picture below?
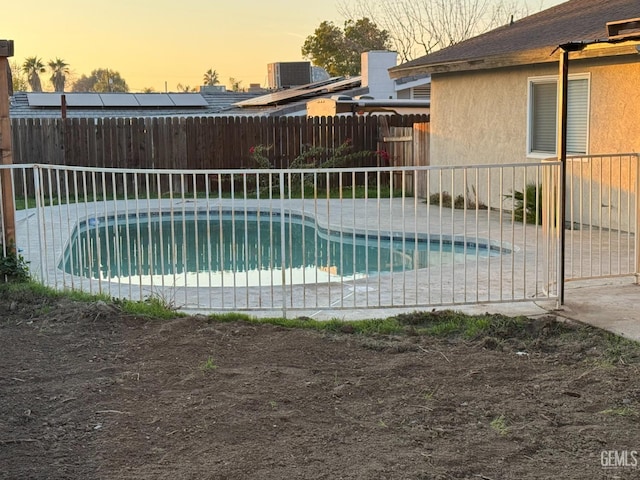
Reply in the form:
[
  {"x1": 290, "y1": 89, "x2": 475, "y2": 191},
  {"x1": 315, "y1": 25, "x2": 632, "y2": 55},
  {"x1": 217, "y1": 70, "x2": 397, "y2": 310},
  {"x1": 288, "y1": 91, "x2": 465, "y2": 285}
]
[{"x1": 607, "y1": 18, "x2": 640, "y2": 40}]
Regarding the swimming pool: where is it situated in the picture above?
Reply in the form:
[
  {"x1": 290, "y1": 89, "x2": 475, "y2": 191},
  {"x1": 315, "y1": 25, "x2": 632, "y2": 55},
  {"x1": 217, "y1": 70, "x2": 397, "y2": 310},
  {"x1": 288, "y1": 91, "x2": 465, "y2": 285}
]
[{"x1": 59, "y1": 210, "x2": 504, "y2": 287}]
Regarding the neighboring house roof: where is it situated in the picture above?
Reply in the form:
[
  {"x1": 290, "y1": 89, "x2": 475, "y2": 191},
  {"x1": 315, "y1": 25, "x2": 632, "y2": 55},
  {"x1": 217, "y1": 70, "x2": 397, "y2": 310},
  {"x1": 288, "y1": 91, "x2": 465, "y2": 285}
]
[
  {"x1": 9, "y1": 78, "x2": 370, "y2": 119},
  {"x1": 389, "y1": 0, "x2": 640, "y2": 77},
  {"x1": 394, "y1": 74, "x2": 430, "y2": 93},
  {"x1": 235, "y1": 77, "x2": 363, "y2": 108},
  {"x1": 229, "y1": 76, "x2": 368, "y2": 117},
  {"x1": 230, "y1": 74, "x2": 432, "y2": 117},
  {"x1": 10, "y1": 67, "x2": 428, "y2": 120},
  {"x1": 9, "y1": 91, "x2": 263, "y2": 119}
]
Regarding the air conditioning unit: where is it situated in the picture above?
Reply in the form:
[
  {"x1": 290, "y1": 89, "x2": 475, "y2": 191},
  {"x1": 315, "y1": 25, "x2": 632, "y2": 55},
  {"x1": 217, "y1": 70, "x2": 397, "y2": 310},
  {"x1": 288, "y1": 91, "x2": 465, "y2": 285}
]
[{"x1": 268, "y1": 62, "x2": 312, "y2": 89}]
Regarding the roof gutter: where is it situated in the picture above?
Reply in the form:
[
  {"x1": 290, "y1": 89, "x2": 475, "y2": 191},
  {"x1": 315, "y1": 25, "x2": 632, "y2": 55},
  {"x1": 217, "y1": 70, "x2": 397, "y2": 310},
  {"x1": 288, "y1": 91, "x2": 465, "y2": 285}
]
[{"x1": 556, "y1": 27, "x2": 640, "y2": 52}]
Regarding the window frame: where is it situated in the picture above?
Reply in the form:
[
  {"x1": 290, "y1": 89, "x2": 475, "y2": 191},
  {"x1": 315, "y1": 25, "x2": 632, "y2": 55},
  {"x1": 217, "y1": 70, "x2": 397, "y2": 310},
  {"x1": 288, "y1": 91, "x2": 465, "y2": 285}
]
[{"x1": 526, "y1": 73, "x2": 591, "y2": 158}]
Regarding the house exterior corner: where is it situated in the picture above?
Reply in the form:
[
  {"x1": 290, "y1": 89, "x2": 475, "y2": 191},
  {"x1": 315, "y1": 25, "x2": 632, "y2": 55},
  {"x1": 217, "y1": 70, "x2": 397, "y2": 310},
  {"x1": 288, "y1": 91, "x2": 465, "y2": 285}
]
[{"x1": 429, "y1": 55, "x2": 640, "y2": 169}]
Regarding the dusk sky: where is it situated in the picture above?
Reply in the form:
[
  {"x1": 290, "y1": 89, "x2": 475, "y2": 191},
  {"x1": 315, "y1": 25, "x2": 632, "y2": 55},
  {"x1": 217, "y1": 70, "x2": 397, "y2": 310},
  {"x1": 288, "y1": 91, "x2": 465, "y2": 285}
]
[{"x1": 6, "y1": 0, "x2": 564, "y2": 93}]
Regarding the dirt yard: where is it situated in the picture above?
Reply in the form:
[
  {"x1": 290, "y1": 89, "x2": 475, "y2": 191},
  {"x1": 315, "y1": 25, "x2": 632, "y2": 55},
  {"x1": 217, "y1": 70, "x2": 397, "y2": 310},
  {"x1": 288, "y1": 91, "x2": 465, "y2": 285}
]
[{"x1": 1, "y1": 286, "x2": 639, "y2": 480}]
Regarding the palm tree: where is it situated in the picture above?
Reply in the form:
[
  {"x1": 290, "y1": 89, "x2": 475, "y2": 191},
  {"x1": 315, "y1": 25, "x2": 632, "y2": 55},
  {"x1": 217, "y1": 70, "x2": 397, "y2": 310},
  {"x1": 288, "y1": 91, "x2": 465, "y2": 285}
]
[
  {"x1": 48, "y1": 58, "x2": 69, "y2": 92},
  {"x1": 22, "y1": 56, "x2": 45, "y2": 92},
  {"x1": 203, "y1": 68, "x2": 219, "y2": 86}
]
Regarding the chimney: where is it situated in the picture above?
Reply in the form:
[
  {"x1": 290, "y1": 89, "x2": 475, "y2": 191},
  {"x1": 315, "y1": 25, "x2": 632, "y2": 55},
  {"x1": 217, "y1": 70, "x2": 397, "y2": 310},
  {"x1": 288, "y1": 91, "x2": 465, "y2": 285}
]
[{"x1": 361, "y1": 51, "x2": 398, "y2": 100}]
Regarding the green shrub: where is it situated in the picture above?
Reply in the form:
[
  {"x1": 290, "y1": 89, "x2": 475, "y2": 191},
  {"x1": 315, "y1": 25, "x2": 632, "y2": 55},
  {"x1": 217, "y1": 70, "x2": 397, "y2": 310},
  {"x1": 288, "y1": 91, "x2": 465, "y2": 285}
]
[
  {"x1": 511, "y1": 184, "x2": 542, "y2": 225},
  {"x1": 249, "y1": 140, "x2": 377, "y2": 194},
  {"x1": 0, "y1": 245, "x2": 30, "y2": 282},
  {"x1": 428, "y1": 190, "x2": 486, "y2": 210},
  {"x1": 428, "y1": 191, "x2": 452, "y2": 208}
]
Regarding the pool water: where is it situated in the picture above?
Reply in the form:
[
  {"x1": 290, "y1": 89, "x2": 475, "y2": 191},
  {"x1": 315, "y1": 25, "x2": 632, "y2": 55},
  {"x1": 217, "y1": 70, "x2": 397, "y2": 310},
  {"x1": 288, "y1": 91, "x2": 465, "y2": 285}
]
[{"x1": 59, "y1": 211, "x2": 502, "y2": 286}]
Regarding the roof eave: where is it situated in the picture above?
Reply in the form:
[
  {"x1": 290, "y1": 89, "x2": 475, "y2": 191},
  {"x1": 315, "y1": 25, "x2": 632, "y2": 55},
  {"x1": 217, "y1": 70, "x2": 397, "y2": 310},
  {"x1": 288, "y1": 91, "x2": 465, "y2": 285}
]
[{"x1": 389, "y1": 41, "x2": 640, "y2": 78}]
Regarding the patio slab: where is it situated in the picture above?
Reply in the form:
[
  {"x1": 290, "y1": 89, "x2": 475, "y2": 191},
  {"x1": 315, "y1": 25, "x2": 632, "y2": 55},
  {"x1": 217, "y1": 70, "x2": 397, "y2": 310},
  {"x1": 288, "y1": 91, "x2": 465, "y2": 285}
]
[{"x1": 558, "y1": 277, "x2": 640, "y2": 341}]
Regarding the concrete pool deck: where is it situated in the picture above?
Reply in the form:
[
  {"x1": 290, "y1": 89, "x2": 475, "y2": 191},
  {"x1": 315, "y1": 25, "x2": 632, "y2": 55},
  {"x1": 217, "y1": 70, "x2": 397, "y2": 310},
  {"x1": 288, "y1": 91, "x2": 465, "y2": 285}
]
[
  {"x1": 554, "y1": 277, "x2": 640, "y2": 341},
  {"x1": 15, "y1": 197, "x2": 640, "y2": 341}
]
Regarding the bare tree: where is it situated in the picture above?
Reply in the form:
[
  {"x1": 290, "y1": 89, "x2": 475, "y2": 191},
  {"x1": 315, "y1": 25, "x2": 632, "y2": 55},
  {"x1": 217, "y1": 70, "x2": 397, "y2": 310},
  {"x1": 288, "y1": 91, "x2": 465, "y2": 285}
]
[
  {"x1": 337, "y1": 0, "x2": 540, "y2": 62},
  {"x1": 10, "y1": 60, "x2": 29, "y2": 92},
  {"x1": 229, "y1": 77, "x2": 243, "y2": 92},
  {"x1": 176, "y1": 83, "x2": 197, "y2": 92}
]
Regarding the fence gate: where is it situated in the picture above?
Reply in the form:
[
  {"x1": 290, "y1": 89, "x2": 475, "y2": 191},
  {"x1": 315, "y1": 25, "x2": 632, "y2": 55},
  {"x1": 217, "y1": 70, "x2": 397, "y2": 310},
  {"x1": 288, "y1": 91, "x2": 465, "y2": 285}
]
[
  {"x1": 378, "y1": 121, "x2": 430, "y2": 198},
  {"x1": 563, "y1": 153, "x2": 639, "y2": 284}
]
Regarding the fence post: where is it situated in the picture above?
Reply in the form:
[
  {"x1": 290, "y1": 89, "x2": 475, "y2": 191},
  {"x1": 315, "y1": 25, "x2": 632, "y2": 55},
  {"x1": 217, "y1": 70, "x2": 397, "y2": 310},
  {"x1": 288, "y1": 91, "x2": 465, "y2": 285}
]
[
  {"x1": 33, "y1": 165, "x2": 46, "y2": 284},
  {"x1": 636, "y1": 154, "x2": 640, "y2": 284},
  {"x1": 279, "y1": 170, "x2": 287, "y2": 318},
  {"x1": 542, "y1": 159, "x2": 562, "y2": 306},
  {"x1": 556, "y1": 48, "x2": 569, "y2": 305},
  {"x1": 0, "y1": 47, "x2": 16, "y2": 254}
]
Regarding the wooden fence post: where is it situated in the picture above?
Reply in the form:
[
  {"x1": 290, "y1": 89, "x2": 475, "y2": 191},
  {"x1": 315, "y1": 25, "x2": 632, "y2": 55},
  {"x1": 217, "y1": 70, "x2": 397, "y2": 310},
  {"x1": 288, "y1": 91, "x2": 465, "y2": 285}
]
[{"x1": 0, "y1": 41, "x2": 16, "y2": 253}]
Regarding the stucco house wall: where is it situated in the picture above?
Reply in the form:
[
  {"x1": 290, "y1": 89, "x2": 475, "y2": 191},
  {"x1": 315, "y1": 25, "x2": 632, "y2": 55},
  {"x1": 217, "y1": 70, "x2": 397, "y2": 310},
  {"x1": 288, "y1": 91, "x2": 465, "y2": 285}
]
[
  {"x1": 430, "y1": 67, "x2": 531, "y2": 167},
  {"x1": 390, "y1": 0, "x2": 640, "y2": 232},
  {"x1": 429, "y1": 55, "x2": 640, "y2": 168},
  {"x1": 587, "y1": 56, "x2": 640, "y2": 154},
  {"x1": 426, "y1": 55, "x2": 639, "y2": 232},
  {"x1": 427, "y1": 65, "x2": 553, "y2": 210}
]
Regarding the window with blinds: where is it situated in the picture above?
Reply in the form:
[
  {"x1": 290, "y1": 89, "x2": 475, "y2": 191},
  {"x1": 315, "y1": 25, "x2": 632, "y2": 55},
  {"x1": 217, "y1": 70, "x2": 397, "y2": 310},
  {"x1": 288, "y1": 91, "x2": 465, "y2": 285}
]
[{"x1": 528, "y1": 75, "x2": 589, "y2": 155}]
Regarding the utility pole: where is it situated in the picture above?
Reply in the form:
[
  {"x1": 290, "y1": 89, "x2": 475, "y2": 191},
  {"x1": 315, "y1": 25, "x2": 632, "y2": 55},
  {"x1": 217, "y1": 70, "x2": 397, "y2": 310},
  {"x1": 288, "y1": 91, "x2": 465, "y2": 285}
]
[{"x1": 0, "y1": 40, "x2": 16, "y2": 254}]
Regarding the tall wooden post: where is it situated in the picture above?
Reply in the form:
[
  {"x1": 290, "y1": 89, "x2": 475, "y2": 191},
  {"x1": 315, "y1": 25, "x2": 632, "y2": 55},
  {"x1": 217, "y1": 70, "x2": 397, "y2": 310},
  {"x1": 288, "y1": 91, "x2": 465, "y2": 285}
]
[{"x1": 0, "y1": 40, "x2": 16, "y2": 252}]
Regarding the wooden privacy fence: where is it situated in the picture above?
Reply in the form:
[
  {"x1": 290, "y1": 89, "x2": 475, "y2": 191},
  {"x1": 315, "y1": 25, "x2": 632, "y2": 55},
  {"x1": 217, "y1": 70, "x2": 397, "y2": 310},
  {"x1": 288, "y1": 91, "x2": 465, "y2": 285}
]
[
  {"x1": 378, "y1": 120, "x2": 430, "y2": 197},
  {"x1": 11, "y1": 114, "x2": 428, "y2": 171}
]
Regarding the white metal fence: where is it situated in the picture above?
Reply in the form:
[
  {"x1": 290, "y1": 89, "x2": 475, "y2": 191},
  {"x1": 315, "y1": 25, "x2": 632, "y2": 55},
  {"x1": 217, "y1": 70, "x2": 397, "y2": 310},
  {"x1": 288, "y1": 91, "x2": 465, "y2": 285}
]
[
  {"x1": 3, "y1": 162, "x2": 567, "y2": 315},
  {"x1": 565, "y1": 153, "x2": 639, "y2": 281}
]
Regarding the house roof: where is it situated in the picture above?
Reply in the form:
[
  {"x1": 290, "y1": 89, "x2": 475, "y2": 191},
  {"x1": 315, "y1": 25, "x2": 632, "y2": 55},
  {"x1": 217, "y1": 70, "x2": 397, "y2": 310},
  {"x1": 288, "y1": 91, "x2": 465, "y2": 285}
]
[
  {"x1": 224, "y1": 76, "x2": 369, "y2": 117},
  {"x1": 389, "y1": 0, "x2": 640, "y2": 78},
  {"x1": 234, "y1": 77, "x2": 364, "y2": 108},
  {"x1": 9, "y1": 78, "x2": 371, "y2": 120},
  {"x1": 9, "y1": 91, "x2": 263, "y2": 119}
]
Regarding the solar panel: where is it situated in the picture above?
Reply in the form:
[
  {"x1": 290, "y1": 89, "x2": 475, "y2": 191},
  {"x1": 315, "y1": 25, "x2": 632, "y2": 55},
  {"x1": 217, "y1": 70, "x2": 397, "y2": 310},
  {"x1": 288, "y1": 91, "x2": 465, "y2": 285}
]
[
  {"x1": 27, "y1": 93, "x2": 63, "y2": 107},
  {"x1": 65, "y1": 94, "x2": 104, "y2": 107},
  {"x1": 235, "y1": 76, "x2": 362, "y2": 107},
  {"x1": 168, "y1": 93, "x2": 208, "y2": 107},
  {"x1": 134, "y1": 94, "x2": 174, "y2": 107},
  {"x1": 100, "y1": 93, "x2": 140, "y2": 107},
  {"x1": 234, "y1": 80, "x2": 331, "y2": 107},
  {"x1": 325, "y1": 77, "x2": 364, "y2": 92}
]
